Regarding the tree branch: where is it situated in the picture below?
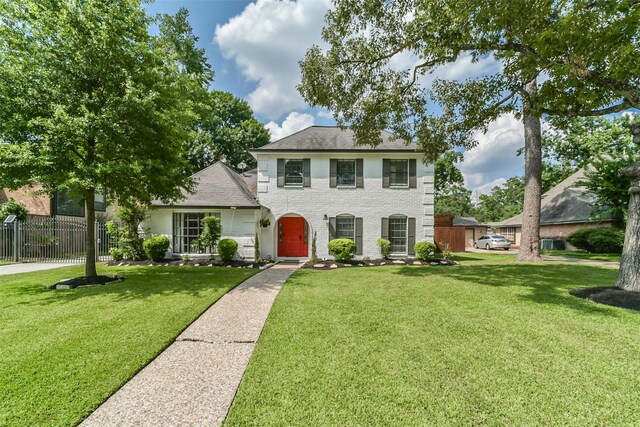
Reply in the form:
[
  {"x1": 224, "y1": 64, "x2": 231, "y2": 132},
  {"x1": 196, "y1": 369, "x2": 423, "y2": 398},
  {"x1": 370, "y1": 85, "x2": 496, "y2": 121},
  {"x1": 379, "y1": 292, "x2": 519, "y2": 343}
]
[{"x1": 540, "y1": 100, "x2": 632, "y2": 117}]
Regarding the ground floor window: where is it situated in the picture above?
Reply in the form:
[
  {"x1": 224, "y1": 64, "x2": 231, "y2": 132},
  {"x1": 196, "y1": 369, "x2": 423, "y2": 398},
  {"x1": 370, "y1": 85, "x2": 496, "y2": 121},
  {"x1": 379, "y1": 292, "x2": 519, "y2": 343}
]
[
  {"x1": 172, "y1": 212, "x2": 220, "y2": 253},
  {"x1": 336, "y1": 215, "x2": 355, "y2": 240},
  {"x1": 501, "y1": 227, "x2": 516, "y2": 242},
  {"x1": 389, "y1": 215, "x2": 407, "y2": 253}
]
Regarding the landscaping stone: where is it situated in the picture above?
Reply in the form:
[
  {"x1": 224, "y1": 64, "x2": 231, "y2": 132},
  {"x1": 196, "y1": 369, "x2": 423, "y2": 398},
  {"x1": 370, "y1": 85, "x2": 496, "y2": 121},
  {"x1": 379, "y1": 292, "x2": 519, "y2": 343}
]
[
  {"x1": 413, "y1": 261, "x2": 422, "y2": 265},
  {"x1": 314, "y1": 264, "x2": 325, "y2": 268},
  {"x1": 393, "y1": 260, "x2": 405, "y2": 264},
  {"x1": 330, "y1": 264, "x2": 338, "y2": 269}
]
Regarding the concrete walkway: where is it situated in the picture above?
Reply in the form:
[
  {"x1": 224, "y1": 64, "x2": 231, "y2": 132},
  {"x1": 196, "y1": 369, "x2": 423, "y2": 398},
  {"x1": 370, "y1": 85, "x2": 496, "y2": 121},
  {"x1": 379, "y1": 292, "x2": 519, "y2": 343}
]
[
  {"x1": 0, "y1": 262, "x2": 76, "y2": 276},
  {"x1": 81, "y1": 262, "x2": 301, "y2": 427}
]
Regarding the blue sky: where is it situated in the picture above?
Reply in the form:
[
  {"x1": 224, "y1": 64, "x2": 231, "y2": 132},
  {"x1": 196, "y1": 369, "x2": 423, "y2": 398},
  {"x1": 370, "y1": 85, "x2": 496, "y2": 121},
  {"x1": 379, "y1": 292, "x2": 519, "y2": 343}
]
[{"x1": 144, "y1": 0, "x2": 528, "y2": 194}]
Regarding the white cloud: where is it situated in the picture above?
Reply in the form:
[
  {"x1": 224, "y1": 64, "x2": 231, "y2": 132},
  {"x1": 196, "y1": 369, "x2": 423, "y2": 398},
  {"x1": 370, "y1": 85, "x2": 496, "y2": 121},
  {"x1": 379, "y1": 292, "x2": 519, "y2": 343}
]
[
  {"x1": 215, "y1": 0, "x2": 331, "y2": 120},
  {"x1": 265, "y1": 111, "x2": 315, "y2": 141},
  {"x1": 316, "y1": 110, "x2": 334, "y2": 119},
  {"x1": 473, "y1": 177, "x2": 507, "y2": 195},
  {"x1": 457, "y1": 114, "x2": 525, "y2": 191}
]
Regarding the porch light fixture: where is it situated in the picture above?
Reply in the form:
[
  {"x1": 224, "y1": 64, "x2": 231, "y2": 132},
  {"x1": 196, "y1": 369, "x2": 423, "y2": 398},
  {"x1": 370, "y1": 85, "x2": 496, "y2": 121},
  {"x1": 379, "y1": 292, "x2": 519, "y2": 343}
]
[{"x1": 323, "y1": 214, "x2": 328, "y2": 221}]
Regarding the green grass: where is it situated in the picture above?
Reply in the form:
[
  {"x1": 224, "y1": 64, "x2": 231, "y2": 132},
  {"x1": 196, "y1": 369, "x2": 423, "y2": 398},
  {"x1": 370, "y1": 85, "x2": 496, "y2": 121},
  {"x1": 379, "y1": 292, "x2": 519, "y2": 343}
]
[
  {"x1": 0, "y1": 264, "x2": 257, "y2": 427},
  {"x1": 226, "y1": 253, "x2": 639, "y2": 426},
  {"x1": 542, "y1": 249, "x2": 621, "y2": 262},
  {"x1": 0, "y1": 261, "x2": 14, "y2": 266}
]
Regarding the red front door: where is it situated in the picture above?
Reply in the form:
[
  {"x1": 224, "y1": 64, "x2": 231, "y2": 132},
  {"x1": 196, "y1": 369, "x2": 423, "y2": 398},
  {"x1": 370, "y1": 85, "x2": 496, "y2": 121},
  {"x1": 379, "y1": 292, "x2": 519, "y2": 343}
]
[{"x1": 278, "y1": 217, "x2": 308, "y2": 257}]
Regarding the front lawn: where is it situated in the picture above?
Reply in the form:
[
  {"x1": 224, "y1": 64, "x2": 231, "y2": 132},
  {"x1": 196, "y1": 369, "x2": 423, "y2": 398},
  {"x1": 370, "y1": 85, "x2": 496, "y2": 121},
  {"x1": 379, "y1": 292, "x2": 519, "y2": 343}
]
[
  {"x1": 542, "y1": 249, "x2": 621, "y2": 262},
  {"x1": 226, "y1": 254, "x2": 639, "y2": 426},
  {"x1": 0, "y1": 264, "x2": 257, "y2": 427}
]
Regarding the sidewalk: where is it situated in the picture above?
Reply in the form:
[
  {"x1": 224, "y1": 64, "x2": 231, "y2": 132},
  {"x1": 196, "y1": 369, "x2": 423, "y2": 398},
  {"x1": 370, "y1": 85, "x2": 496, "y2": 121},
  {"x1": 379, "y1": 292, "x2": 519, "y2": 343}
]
[
  {"x1": 0, "y1": 262, "x2": 76, "y2": 276},
  {"x1": 81, "y1": 262, "x2": 301, "y2": 427}
]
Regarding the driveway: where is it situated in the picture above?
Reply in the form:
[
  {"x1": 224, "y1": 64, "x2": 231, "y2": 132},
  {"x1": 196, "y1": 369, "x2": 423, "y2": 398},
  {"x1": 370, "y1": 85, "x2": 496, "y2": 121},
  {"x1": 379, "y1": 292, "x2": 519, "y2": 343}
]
[
  {"x1": 0, "y1": 262, "x2": 77, "y2": 276},
  {"x1": 465, "y1": 247, "x2": 520, "y2": 255}
]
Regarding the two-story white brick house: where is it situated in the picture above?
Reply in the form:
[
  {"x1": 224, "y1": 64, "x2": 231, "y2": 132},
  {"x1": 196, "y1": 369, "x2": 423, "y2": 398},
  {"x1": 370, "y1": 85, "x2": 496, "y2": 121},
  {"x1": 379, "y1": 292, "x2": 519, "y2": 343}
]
[{"x1": 145, "y1": 126, "x2": 434, "y2": 260}]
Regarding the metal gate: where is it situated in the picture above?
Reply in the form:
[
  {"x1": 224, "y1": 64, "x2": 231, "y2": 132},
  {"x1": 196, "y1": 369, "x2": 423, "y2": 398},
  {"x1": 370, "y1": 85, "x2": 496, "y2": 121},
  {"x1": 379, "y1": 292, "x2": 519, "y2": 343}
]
[{"x1": 0, "y1": 216, "x2": 113, "y2": 263}]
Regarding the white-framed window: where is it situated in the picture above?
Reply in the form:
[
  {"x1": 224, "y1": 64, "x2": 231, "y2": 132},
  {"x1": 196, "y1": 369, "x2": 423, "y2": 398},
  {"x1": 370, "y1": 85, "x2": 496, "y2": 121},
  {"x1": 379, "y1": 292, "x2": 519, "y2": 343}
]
[
  {"x1": 389, "y1": 215, "x2": 408, "y2": 253},
  {"x1": 389, "y1": 160, "x2": 409, "y2": 187},
  {"x1": 501, "y1": 227, "x2": 516, "y2": 242},
  {"x1": 284, "y1": 159, "x2": 304, "y2": 186},
  {"x1": 336, "y1": 160, "x2": 356, "y2": 187},
  {"x1": 172, "y1": 212, "x2": 221, "y2": 253},
  {"x1": 336, "y1": 215, "x2": 355, "y2": 240}
]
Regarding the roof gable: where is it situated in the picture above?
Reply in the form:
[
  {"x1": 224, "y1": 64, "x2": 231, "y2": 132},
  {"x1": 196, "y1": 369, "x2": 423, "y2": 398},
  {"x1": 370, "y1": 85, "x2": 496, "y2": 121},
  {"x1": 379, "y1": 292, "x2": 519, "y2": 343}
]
[
  {"x1": 253, "y1": 126, "x2": 417, "y2": 152},
  {"x1": 152, "y1": 162, "x2": 260, "y2": 209}
]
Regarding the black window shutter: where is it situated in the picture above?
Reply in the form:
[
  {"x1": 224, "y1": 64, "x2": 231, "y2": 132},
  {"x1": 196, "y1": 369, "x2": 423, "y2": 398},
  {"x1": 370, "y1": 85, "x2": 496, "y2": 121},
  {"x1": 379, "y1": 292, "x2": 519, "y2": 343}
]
[
  {"x1": 356, "y1": 159, "x2": 364, "y2": 188},
  {"x1": 303, "y1": 158, "x2": 311, "y2": 187},
  {"x1": 382, "y1": 159, "x2": 390, "y2": 188},
  {"x1": 381, "y1": 217, "x2": 389, "y2": 240},
  {"x1": 329, "y1": 159, "x2": 337, "y2": 188},
  {"x1": 355, "y1": 217, "x2": 363, "y2": 255},
  {"x1": 329, "y1": 217, "x2": 336, "y2": 240},
  {"x1": 408, "y1": 217, "x2": 416, "y2": 255},
  {"x1": 277, "y1": 159, "x2": 285, "y2": 187},
  {"x1": 409, "y1": 159, "x2": 417, "y2": 188}
]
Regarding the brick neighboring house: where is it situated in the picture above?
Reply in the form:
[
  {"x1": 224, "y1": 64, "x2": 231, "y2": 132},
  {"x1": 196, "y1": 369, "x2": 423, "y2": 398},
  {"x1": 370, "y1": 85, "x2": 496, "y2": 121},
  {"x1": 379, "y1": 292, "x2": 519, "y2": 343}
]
[
  {"x1": 0, "y1": 185, "x2": 108, "y2": 220},
  {"x1": 491, "y1": 169, "x2": 623, "y2": 249},
  {"x1": 144, "y1": 126, "x2": 435, "y2": 260}
]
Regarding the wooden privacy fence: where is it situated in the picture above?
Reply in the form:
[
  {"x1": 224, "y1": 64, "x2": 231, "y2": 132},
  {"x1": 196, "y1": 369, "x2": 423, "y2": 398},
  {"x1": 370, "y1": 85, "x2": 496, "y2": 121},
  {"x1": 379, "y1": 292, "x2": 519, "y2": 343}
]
[
  {"x1": 434, "y1": 226, "x2": 466, "y2": 253},
  {"x1": 0, "y1": 216, "x2": 114, "y2": 263}
]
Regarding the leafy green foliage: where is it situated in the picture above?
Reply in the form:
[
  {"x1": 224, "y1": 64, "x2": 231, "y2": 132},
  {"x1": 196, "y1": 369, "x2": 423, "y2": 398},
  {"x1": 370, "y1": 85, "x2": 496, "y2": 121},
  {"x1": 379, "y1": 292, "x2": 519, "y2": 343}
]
[
  {"x1": 475, "y1": 177, "x2": 525, "y2": 223},
  {"x1": 218, "y1": 238, "x2": 238, "y2": 262},
  {"x1": 186, "y1": 91, "x2": 270, "y2": 174},
  {"x1": 414, "y1": 242, "x2": 437, "y2": 261},
  {"x1": 143, "y1": 236, "x2": 170, "y2": 262},
  {"x1": 0, "y1": 2, "x2": 212, "y2": 275},
  {"x1": 435, "y1": 151, "x2": 475, "y2": 216},
  {"x1": 198, "y1": 216, "x2": 222, "y2": 253},
  {"x1": 109, "y1": 247, "x2": 124, "y2": 262},
  {"x1": 328, "y1": 238, "x2": 357, "y2": 263},
  {"x1": 0, "y1": 198, "x2": 27, "y2": 222},
  {"x1": 568, "y1": 228, "x2": 625, "y2": 254},
  {"x1": 377, "y1": 238, "x2": 391, "y2": 260}
]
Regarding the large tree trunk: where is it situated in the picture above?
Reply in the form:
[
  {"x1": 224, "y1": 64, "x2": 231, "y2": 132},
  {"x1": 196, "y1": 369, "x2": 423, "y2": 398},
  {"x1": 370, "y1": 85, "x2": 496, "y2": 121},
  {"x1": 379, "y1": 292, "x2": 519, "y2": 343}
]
[
  {"x1": 85, "y1": 187, "x2": 97, "y2": 278},
  {"x1": 615, "y1": 123, "x2": 640, "y2": 291},
  {"x1": 517, "y1": 79, "x2": 543, "y2": 262}
]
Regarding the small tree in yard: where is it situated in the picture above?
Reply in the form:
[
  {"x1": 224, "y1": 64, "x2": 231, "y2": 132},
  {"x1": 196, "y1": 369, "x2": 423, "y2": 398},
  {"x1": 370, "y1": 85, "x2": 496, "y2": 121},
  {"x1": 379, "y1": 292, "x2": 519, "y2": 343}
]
[
  {"x1": 0, "y1": 2, "x2": 210, "y2": 279},
  {"x1": 0, "y1": 199, "x2": 28, "y2": 222},
  {"x1": 199, "y1": 216, "x2": 222, "y2": 255}
]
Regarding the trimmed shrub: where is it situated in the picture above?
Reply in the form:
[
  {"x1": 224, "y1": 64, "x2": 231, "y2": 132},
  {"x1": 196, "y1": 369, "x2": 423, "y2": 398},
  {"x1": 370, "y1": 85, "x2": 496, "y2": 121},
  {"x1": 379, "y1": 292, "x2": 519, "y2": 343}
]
[
  {"x1": 567, "y1": 227, "x2": 625, "y2": 253},
  {"x1": 199, "y1": 216, "x2": 222, "y2": 253},
  {"x1": 143, "y1": 236, "x2": 170, "y2": 262},
  {"x1": 109, "y1": 247, "x2": 124, "y2": 262},
  {"x1": 414, "y1": 241, "x2": 437, "y2": 261},
  {"x1": 0, "y1": 198, "x2": 28, "y2": 222},
  {"x1": 218, "y1": 238, "x2": 238, "y2": 262},
  {"x1": 328, "y1": 238, "x2": 357, "y2": 262},
  {"x1": 377, "y1": 238, "x2": 391, "y2": 259}
]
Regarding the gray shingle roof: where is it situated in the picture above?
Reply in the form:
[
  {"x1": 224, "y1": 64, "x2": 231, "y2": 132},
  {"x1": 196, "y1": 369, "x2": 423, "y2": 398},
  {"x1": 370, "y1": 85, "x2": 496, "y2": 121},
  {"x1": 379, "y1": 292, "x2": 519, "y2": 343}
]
[
  {"x1": 492, "y1": 168, "x2": 617, "y2": 227},
  {"x1": 453, "y1": 217, "x2": 487, "y2": 227},
  {"x1": 252, "y1": 126, "x2": 417, "y2": 152},
  {"x1": 152, "y1": 162, "x2": 260, "y2": 209}
]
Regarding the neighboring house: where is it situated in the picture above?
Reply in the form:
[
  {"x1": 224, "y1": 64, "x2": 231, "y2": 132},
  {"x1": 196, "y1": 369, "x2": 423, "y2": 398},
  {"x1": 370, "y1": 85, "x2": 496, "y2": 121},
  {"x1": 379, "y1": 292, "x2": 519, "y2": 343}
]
[
  {"x1": 145, "y1": 126, "x2": 435, "y2": 260},
  {"x1": 491, "y1": 169, "x2": 622, "y2": 249},
  {"x1": 0, "y1": 186, "x2": 108, "y2": 219},
  {"x1": 453, "y1": 217, "x2": 489, "y2": 248}
]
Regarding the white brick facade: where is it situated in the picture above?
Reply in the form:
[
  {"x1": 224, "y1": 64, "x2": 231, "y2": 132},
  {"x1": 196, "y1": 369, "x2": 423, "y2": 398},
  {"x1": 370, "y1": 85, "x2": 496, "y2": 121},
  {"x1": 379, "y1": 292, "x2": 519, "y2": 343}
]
[{"x1": 256, "y1": 152, "x2": 434, "y2": 260}]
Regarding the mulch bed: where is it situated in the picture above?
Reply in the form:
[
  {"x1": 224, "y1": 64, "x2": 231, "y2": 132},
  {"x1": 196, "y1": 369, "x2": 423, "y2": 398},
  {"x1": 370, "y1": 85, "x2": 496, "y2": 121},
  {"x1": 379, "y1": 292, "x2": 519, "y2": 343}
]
[
  {"x1": 105, "y1": 259, "x2": 267, "y2": 269},
  {"x1": 48, "y1": 275, "x2": 124, "y2": 290},
  {"x1": 301, "y1": 258, "x2": 459, "y2": 270},
  {"x1": 570, "y1": 286, "x2": 640, "y2": 311}
]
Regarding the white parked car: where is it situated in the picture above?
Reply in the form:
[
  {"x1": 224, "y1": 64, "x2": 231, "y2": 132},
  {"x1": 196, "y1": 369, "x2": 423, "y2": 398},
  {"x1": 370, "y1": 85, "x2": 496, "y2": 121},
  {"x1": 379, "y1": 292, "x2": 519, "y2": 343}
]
[{"x1": 474, "y1": 235, "x2": 511, "y2": 250}]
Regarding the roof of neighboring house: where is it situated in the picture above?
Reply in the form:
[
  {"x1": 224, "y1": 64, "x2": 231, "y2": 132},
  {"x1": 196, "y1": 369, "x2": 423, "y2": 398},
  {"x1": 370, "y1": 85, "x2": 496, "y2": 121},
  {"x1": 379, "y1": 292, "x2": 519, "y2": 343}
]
[
  {"x1": 152, "y1": 162, "x2": 261, "y2": 209},
  {"x1": 252, "y1": 126, "x2": 418, "y2": 152},
  {"x1": 491, "y1": 168, "x2": 618, "y2": 228},
  {"x1": 453, "y1": 217, "x2": 488, "y2": 227}
]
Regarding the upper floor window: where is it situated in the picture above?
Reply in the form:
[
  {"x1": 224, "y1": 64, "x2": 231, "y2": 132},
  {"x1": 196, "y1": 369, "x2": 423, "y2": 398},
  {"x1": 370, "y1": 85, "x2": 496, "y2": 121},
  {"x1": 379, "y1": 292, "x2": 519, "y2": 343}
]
[
  {"x1": 389, "y1": 160, "x2": 409, "y2": 187},
  {"x1": 336, "y1": 214, "x2": 355, "y2": 240},
  {"x1": 285, "y1": 159, "x2": 304, "y2": 186},
  {"x1": 336, "y1": 160, "x2": 356, "y2": 187}
]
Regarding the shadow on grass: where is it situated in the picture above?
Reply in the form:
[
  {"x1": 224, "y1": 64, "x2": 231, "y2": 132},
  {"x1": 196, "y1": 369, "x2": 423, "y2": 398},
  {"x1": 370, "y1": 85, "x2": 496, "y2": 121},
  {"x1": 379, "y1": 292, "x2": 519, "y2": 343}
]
[
  {"x1": 393, "y1": 263, "x2": 620, "y2": 316},
  {"x1": 5, "y1": 267, "x2": 259, "y2": 307}
]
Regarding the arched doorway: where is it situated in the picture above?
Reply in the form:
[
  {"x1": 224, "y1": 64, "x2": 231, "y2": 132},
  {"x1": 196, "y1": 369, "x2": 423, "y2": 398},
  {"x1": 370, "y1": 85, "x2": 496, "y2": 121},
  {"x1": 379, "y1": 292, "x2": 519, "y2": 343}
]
[{"x1": 277, "y1": 215, "x2": 309, "y2": 257}]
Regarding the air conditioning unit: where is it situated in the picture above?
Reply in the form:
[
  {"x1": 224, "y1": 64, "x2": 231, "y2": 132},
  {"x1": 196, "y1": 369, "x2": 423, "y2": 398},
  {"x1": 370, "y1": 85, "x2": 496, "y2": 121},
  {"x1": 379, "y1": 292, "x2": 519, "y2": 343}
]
[{"x1": 540, "y1": 239, "x2": 565, "y2": 250}]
